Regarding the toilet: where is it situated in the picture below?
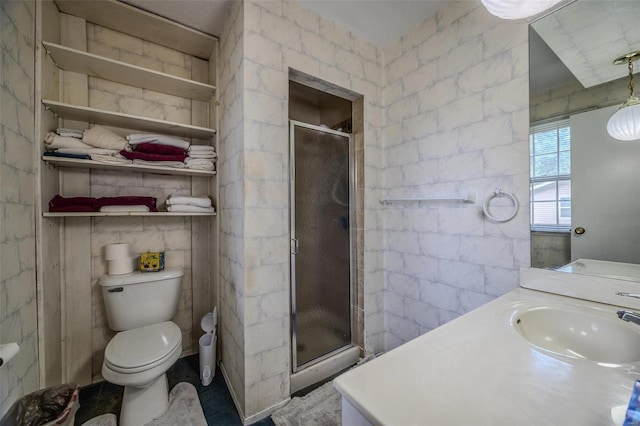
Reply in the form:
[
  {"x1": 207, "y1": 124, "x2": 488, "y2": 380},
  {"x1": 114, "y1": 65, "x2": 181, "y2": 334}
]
[{"x1": 99, "y1": 268, "x2": 184, "y2": 426}]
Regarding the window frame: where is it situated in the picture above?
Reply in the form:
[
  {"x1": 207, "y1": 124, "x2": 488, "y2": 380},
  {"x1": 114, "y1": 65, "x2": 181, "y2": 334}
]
[{"x1": 529, "y1": 119, "x2": 571, "y2": 233}]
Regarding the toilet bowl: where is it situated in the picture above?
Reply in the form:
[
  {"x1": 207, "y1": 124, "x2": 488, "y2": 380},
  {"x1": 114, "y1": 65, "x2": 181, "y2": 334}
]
[
  {"x1": 102, "y1": 321, "x2": 182, "y2": 426},
  {"x1": 99, "y1": 268, "x2": 184, "y2": 426}
]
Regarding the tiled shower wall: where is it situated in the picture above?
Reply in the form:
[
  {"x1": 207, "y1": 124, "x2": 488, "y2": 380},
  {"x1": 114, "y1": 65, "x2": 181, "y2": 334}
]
[
  {"x1": 0, "y1": 0, "x2": 39, "y2": 416},
  {"x1": 218, "y1": 0, "x2": 247, "y2": 413},
  {"x1": 81, "y1": 24, "x2": 200, "y2": 378},
  {"x1": 381, "y1": 1, "x2": 531, "y2": 350},
  {"x1": 216, "y1": 0, "x2": 385, "y2": 419}
]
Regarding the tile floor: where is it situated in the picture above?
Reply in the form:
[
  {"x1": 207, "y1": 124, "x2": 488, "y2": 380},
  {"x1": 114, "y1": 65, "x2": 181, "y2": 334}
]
[{"x1": 75, "y1": 355, "x2": 275, "y2": 425}]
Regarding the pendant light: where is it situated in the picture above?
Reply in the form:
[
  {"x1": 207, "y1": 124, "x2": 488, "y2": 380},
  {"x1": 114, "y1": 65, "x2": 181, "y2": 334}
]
[
  {"x1": 480, "y1": 0, "x2": 563, "y2": 20},
  {"x1": 607, "y1": 51, "x2": 640, "y2": 141}
]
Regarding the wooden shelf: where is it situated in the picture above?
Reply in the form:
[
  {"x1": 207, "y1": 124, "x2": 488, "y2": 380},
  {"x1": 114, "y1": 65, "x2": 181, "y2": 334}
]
[
  {"x1": 44, "y1": 211, "x2": 216, "y2": 217},
  {"x1": 43, "y1": 156, "x2": 216, "y2": 177},
  {"x1": 54, "y1": 0, "x2": 216, "y2": 59},
  {"x1": 42, "y1": 99, "x2": 216, "y2": 139},
  {"x1": 43, "y1": 42, "x2": 215, "y2": 101}
]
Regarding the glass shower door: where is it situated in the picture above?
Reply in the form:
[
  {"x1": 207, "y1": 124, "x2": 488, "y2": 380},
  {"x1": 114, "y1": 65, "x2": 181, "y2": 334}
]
[{"x1": 290, "y1": 120, "x2": 353, "y2": 371}]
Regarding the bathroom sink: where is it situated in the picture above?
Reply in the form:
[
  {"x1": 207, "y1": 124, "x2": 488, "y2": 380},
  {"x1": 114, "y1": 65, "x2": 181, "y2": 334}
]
[{"x1": 511, "y1": 305, "x2": 640, "y2": 364}]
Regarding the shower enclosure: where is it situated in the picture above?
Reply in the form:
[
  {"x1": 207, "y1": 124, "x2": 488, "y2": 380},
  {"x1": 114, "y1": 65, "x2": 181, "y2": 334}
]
[{"x1": 289, "y1": 120, "x2": 355, "y2": 376}]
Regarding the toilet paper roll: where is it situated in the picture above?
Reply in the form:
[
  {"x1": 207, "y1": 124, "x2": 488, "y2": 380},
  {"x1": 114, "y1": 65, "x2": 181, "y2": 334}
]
[
  {"x1": 105, "y1": 243, "x2": 130, "y2": 260},
  {"x1": 0, "y1": 343, "x2": 20, "y2": 368},
  {"x1": 108, "y1": 258, "x2": 133, "y2": 275}
]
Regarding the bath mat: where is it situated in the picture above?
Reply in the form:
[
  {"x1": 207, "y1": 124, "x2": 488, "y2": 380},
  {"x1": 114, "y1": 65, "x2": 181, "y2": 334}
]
[
  {"x1": 146, "y1": 382, "x2": 207, "y2": 426},
  {"x1": 271, "y1": 381, "x2": 341, "y2": 426},
  {"x1": 81, "y1": 413, "x2": 117, "y2": 426},
  {"x1": 80, "y1": 382, "x2": 206, "y2": 426}
]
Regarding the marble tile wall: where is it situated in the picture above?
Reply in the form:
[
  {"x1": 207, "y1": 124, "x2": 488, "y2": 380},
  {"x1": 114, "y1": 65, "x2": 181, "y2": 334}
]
[
  {"x1": 530, "y1": 77, "x2": 627, "y2": 123},
  {"x1": 216, "y1": 0, "x2": 385, "y2": 419},
  {"x1": 218, "y1": 0, "x2": 247, "y2": 413},
  {"x1": 84, "y1": 25, "x2": 198, "y2": 378},
  {"x1": 381, "y1": 1, "x2": 530, "y2": 350},
  {"x1": 0, "y1": 0, "x2": 39, "y2": 416}
]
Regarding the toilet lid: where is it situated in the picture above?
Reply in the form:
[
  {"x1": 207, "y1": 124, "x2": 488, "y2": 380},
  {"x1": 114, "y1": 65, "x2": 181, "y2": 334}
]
[{"x1": 105, "y1": 321, "x2": 181, "y2": 370}]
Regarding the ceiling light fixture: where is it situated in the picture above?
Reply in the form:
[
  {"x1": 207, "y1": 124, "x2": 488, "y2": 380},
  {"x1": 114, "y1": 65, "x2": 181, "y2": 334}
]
[
  {"x1": 480, "y1": 0, "x2": 564, "y2": 20},
  {"x1": 607, "y1": 51, "x2": 640, "y2": 141}
]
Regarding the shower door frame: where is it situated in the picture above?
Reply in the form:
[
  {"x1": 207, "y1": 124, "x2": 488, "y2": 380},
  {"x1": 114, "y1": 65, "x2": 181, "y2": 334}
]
[{"x1": 289, "y1": 119, "x2": 356, "y2": 374}]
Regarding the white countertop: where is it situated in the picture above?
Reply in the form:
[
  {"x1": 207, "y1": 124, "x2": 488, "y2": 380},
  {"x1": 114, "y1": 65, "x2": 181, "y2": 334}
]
[{"x1": 334, "y1": 288, "x2": 640, "y2": 425}]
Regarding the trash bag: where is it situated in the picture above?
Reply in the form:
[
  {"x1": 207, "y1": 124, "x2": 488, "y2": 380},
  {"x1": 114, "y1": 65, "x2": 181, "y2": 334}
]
[{"x1": 1, "y1": 383, "x2": 80, "y2": 426}]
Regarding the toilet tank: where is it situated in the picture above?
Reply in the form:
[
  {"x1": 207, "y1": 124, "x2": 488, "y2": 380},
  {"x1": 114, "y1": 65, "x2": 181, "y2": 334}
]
[{"x1": 99, "y1": 268, "x2": 183, "y2": 331}]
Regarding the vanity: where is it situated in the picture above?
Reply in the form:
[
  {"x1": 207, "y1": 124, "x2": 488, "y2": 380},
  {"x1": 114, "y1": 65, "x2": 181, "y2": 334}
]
[{"x1": 334, "y1": 262, "x2": 640, "y2": 425}]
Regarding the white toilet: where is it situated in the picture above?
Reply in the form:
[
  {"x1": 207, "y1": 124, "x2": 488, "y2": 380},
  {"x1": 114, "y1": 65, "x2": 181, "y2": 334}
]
[{"x1": 99, "y1": 268, "x2": 184, "y2": 426}]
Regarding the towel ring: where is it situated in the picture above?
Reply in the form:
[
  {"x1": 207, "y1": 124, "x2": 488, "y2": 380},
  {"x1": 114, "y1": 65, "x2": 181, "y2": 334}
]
[{"x1": 482, "y1": 190, "x2": 518, "y2": 223}]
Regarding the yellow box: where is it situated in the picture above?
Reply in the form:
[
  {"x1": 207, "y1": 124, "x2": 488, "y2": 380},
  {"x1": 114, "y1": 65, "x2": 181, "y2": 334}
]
[{"x1": 140, "y1": 252, "x2": 165, "y2": 272}]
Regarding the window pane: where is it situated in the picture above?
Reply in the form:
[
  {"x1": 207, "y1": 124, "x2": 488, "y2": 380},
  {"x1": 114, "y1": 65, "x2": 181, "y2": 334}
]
[
  {"x1": 534, "y1": 153, "x2": 558, "y2": 177},
  {"x1": 559, "y1": 127, "x2": 571, "y2": 151},
  {"x1": 529, "y1": 120, "x2": 571, "y2": 231},
  {"x1": 559, "y1": 199, "x2": 571, "y2": 220},
  {"x1": 559, "y1": 151, "x2": 570, "y2": 175},
  {"x1": 532, "y1": 201, "x2": 558, "y2": 226},
  {"x1": 558, "y1": 180, "x2": 571, "y2": 199},
  {"x1": 534, "y1": 131, "x2": 558, "y2": 155},
  {"x1": 532, "y1": 181, "x2": 557, "y2": 201}
]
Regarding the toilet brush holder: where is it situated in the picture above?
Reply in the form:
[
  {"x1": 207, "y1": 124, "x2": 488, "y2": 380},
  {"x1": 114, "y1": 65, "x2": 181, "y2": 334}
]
[
  {"x1": 199, "y1": 308, "x2": 217, "y2": 386},
  {"x1": 199, "y1": 333, "x2": 216, "y2": 386}
]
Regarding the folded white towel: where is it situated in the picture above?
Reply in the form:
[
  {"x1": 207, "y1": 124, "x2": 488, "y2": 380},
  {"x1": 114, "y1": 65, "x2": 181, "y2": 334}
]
[
  {"x1": 56, "y1": 128, "x2": 84, "y2": 138},
  {"x1": 83, "y1": 125, "x2": 128, "y2": 150},
  {"x1": 166, "y1": 195, "x2": 212, "y2": 208},
  {"x1": 100, "y1": 205, "x2": 150, "y2": 212},
  {"x1": 184, "y1": 158, "x2": 215, "y2": 171},
  {"x1": 188, "y1": 145, "x2": 216, "y2": 152},
  {"x1": 132, "y1": 159, "x2": 186, "y2": 168},
  {"x1": 57, "y1": 148, "x2": 119, "y2": 155},
  {"x1": 44, "y1": 132, "x2": 93, "y2": 149},
  {"x1": 90, "y1": 154, "x2": 132, "y2": 165},
  {"x1": 187, "y1": 153, "x2": 217, "y2": 159},
  {"x1": 166, "y1": 204, "x2": 215, "y2": 213},
  {"x1": 127, "y1": 134, "x2": 191, "y2": 150}
]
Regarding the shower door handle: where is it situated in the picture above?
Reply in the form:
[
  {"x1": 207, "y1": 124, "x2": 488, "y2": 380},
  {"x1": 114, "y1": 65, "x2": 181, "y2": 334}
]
[{"x1": 291, "y1": 238, "x2": 299, "y2": 255}]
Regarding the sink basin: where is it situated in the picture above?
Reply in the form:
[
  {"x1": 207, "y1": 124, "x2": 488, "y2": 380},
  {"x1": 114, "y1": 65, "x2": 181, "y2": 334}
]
[{"x1": 511, "y1": 304, "x2": 640, "y2": 364}]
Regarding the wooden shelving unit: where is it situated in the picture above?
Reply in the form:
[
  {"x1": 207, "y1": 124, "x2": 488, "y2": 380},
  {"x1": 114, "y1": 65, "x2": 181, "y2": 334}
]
[
  {"x1": 42, "y1": 156, "x2": 215, "y2": 177},
  {"x1": 44, "y1": 211, "x2": 216, "y2": 217},
  {"x1": 43, "y1": 42, "x2": 216, "y2": 101},
  {"x1": 54, "y1": 0, "x2": 216, "y2": 59},
  {"x1": 42, "y1": 99, "x2": 216, "y2": 139}
]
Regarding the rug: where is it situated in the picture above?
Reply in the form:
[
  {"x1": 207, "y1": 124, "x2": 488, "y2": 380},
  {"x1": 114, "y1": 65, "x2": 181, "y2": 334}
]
[
  {"x1": 271, "y1": 381, "x2": 342, "y2": 426},
  {"x1": 81, "y1": 382, "x2": 207, "y2": 426}
]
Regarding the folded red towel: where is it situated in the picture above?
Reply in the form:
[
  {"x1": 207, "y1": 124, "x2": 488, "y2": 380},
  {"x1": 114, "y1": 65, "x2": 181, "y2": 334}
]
[
  {"x1": 49, "y1": 195, "x2": 98, "y2": 212},
  {"x1": 119, "y1": 150, "x2": 187, "y2": 162},
  {"x1": 94, "y1": 196, "x2": 158, "y2": 212},
  {"x1": 133, "y1": 142, "x2": 187, "y2": 156}
]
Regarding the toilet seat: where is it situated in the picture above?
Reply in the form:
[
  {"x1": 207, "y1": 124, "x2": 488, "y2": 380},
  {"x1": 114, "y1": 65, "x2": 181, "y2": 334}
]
[{"x1": 104, "y1": 321, "x2": 181, "y2": 374}]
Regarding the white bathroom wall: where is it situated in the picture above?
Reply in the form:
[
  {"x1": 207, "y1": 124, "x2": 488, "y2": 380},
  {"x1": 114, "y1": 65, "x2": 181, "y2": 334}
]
[
  {"x1": 215, "y1": 0, "x2": 386, "y2": 420},
  {"x1": 381, "y1": 1, "x2": 531, "y2": 350},
  {"x1": 218, "y1": 0, "x2": 247, "y2": 414},
  {"x1": 0, "y1": 0, "x2": 39, "y2": 416}
]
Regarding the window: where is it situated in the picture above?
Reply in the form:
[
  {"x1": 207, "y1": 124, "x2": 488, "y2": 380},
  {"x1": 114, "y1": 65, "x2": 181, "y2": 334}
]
[{"x1": 530, "y1": 119, "x2": 571, "y2": 232}]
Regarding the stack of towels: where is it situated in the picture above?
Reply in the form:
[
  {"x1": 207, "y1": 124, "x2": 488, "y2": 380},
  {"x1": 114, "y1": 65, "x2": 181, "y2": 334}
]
[
  {"x1": 43, "y1": 125, "x2": 127, "y2": 160},
  {"x1": 49, "y1": 195, "x2": 158, "y2": 213},
  {"x1": 120, "y1": 134, "x2": 189, "y2": 168},
  {"x1": 186, "y1": 145, "x2": 217, "y2": 171},
  {"x1": 43, "y1": 127, "x2": 216, "y2": 171},
  {"x1": 165, "y1": 195, "x2": 215, "y2": 213}
]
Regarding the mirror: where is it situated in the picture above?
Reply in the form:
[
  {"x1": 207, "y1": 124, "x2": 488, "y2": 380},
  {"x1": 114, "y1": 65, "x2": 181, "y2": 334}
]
[{"x1": 529, "y1": 0, "x2": 640, "y2": 281}]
